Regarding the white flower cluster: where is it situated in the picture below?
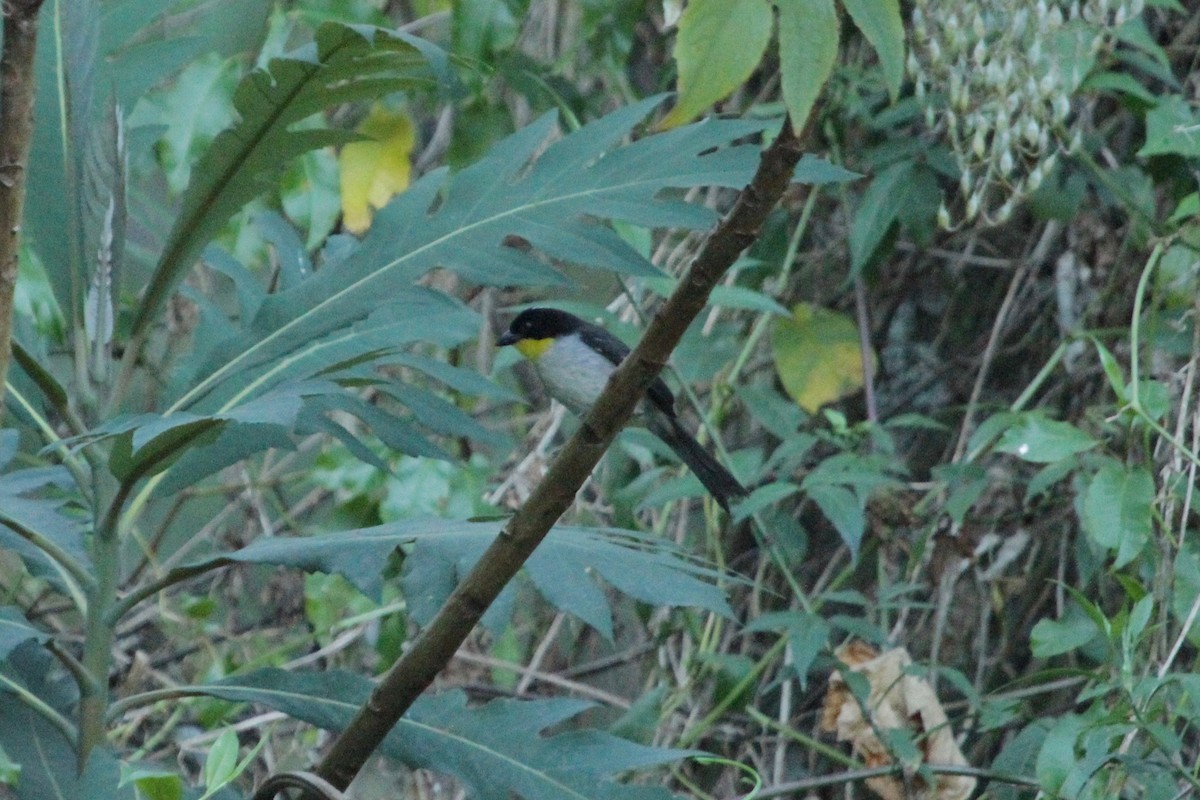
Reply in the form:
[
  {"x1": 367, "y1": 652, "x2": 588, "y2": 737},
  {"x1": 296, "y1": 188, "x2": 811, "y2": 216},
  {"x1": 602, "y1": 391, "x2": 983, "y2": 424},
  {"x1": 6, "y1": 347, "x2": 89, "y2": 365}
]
[{"x1": 908, "y1": 0, "x2": 1142, "y2": 227}]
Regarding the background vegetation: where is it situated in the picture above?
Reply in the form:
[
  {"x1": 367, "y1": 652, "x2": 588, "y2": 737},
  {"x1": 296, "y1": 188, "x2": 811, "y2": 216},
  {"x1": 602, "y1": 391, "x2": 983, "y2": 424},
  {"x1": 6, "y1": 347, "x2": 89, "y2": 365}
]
[{"x1": 0, "y1": 0, "x2": 1198, "y2": 798}]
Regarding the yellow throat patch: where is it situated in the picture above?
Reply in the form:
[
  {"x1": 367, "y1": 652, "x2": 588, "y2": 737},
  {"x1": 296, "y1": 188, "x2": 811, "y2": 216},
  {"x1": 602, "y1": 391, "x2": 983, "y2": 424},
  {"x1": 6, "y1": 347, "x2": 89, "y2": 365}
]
[{"x1": 514, "y1": 337, "x2": 554, "y2": 360}]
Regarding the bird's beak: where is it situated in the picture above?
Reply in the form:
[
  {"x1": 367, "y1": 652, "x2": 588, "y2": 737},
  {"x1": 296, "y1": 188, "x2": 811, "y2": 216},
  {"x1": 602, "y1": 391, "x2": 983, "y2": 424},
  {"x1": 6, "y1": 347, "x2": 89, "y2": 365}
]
[{"x1": 497, "y1": 331, "x2": 519, "y2": 347}]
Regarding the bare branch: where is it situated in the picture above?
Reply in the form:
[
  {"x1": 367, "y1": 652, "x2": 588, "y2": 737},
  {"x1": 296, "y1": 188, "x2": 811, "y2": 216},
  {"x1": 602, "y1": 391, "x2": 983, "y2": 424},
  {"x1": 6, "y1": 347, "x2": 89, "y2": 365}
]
[{"x1": 0, "y1": 0, "x2": 48, "y2": 423}]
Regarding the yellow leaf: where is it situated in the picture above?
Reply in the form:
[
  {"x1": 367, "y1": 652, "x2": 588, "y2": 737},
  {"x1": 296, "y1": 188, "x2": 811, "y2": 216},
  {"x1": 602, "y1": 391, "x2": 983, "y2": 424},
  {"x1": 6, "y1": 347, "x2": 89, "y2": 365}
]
[
  {"x1": 771, "y1": 303, "x2": 873, "y2": 413},
  {"x1": 658, "y1": 0, "x2": 773, "y2": 130},
  {"x1": 339, "y1": 106, "x2": 416, "y2": 234}
]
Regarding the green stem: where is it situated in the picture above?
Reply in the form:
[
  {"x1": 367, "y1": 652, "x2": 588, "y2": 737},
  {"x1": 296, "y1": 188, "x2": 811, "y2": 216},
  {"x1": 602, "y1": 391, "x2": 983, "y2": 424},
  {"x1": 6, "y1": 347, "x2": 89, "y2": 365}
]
[
  {"x1": 1128, "y1": 241, "x2": 1165, "y2": 408},
  {"x1": 77, "y1": 479, "x2": 132, "y2": 769},
  {"x1": 678, "y1": 636, "x2": 788, "y2": 748}
]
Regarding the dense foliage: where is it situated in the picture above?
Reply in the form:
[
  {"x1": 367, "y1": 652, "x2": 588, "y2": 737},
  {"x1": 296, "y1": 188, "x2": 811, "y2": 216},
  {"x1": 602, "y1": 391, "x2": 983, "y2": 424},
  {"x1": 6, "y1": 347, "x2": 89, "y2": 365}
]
[{"x1": 0, "y1": 0, "x2": 1197, "y2": 798}]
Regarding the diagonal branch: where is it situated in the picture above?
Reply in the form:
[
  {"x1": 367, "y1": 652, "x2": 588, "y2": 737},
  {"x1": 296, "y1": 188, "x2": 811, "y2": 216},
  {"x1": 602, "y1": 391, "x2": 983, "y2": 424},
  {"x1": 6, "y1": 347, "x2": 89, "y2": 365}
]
[
  {"x1": 0, "y1": 0, "x2": 49, "y2": 424},
  {"x1": 310, "y1": 118, "x2": 804, "y2": 792}
]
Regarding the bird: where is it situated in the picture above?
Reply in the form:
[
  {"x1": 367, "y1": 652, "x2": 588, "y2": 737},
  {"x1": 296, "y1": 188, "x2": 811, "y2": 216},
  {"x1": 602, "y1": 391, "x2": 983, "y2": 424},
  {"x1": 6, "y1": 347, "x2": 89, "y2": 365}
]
[{"x1": 497, "y1": 307, "x2": 747, "y2": 511}]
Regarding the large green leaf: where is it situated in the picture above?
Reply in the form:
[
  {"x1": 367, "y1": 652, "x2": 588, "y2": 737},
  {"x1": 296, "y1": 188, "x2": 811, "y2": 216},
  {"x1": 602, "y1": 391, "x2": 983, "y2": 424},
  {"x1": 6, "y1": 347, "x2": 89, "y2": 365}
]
[
  {"x1": 994, "y1": 413, "x2": 1098, "y2": 463},
  {"x1": 1083, "y1": 459, "x2": 1155, "y2": 568},
  {"x1": 176, "y1": 286, "x2": 479, "y2": 413},
  {"x1": 776, "y1": 0, "x2": 839, "y2": 135},
  {"x1": 168, "y1": 100, "x2": 779, "y2": 418},
  {"x1": 195, "y1": 671, "x2": 696, "y2": 800},
  {"x1": 0, "y1": 645, "x2": 127, "y2": 800},
  {"x1": 183, "y1": 520, "x2": 732, "y2": 640},
  {"x1": 130, "y1": 22, "x2": 447, "y2": 341},
  {"x1": 69, "y1": 381, "x2": 319, "y2": 483}
]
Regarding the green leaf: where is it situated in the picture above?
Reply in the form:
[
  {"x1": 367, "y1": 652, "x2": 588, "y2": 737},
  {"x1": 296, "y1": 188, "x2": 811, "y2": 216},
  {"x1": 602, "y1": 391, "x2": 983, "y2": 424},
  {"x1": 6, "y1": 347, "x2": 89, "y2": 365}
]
[
  {"x1": 993, "y1": 413, "x2": 1097, "y2": 463},
  {"x1": 122, "y1": 767, "x2": 183, "y2": 800},
  {"x1": 1030, "y1": 616, "x2": 1099, "y2": 658},
  {"x1": 659, "y1": 0, "x2": 773, "y2": 128},
  {"x1": 181, "y1": 287, "x2": 479, "y2": 413},
  {"x1": 732, "y1": 482, "x2": 801, "y2": 522},
  {"x1": 0, "y1": 608, "x2": 50, "y2": 660},
  {"x1": 1139, "y1": 94, "x2": 1200, "y2": 158},
  {"x1": 1083, "y1": 459, "x2": 1155, "y2": 568},
  {"x1": 141, "y1": 53, "x2": 240, "y2": 194},
  {"x1": 743, "y1": 611, "x2": 830, "y2": 687},
  {"x1": 131, "y1": 22, "x2": 447, "y2": 341},
  {"x1": 184, "y1": 520, "x2": 732, "y2": 640},
  {"x1": 793, "y1": 153, "x2": 861, "y2": 184},
  {"x1": 839, "y1": 0, "x2": 905, "y2": 100},
  {"x1": 1091, "y1": 337, "x2": 1128, "y2": 403},
  {"x1": 281, "y1": 147, "x2": 341, "y2": 250},
  {"x1": 202, "y1": 730, "x2": 239, "y2": 792},
  {"x1": 0, "y1": 699, "x2": 132, "y2": 800},
  {"x1": 194, "y1": 673, "x2": 697, "y2": 800},
  {"x1": 805, "y1": 483, "x2": 865, "y2": 555},
  {"x1": 849, "y1": 160, "x2": 913, "y2": 273},
  {"x1": 989, "y1": 723, "x2": 1048, "y2": 800},
  {"x1": 1036, "y1": 714, "x2": 1083, "y2": 794},
  {"x1": 776, "y1": 0, "x2": 839, "y2": 134},
  {"x1": 76, "y1": 382, "x2": 315, "y2": 483},
  {"x1": 0, "y1": 444, "x2": 88, "y2": 590}
]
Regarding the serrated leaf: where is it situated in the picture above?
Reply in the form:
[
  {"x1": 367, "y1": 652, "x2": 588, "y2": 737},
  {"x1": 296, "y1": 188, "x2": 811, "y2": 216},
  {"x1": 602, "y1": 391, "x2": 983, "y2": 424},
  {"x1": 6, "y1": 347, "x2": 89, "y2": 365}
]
[
  {"x1": 659, "y1": 0, "x2": 773, "y2": 129},
  {"x1": 340, "y1": 105, "x2": 416, "y2": 233},
  {"x1": 72, "y1": 381, "x2": 322, "y2": 485},
  {"x1": 994, "y1": 413, "x2": 1097, "y2": 463},
  {"x1": 772, "y1": 303, "x2": 871, "y2": 413},
  {"x1": 777, "y1": 0, "x2": 839, "y2": 135},
  {"x1": 840, "y1": 0, "x2": 905, "y2": 100},
  {"x1": 183, "y1": 520, "x2": 731, "y2": 639},
  {"x1": 1083, "y1": 459, "x2": 1155, "y2": 568},
  {"x1": 194, "y1": 672, "x2": 696, "y2": 800},
  {"x1": 168, "y1": 100, "x2": 772, "y2": 418},
  {"x1": 131, "y1": 22, "x2": 446, "y2": 340}
]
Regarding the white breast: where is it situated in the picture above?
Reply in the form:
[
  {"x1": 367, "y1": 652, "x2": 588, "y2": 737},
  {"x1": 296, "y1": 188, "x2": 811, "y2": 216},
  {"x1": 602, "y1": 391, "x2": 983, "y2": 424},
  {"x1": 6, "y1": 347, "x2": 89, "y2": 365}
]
[{"x1": 533, "y1": 336, "x2": 618, "y2": 417}]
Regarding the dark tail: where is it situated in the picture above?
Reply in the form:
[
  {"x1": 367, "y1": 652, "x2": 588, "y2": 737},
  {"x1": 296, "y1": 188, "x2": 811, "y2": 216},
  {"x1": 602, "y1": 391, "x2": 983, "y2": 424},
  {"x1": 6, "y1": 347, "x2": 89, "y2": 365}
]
[{"x1": 651, "y1": 414, "x2": 747, "y2": 512}]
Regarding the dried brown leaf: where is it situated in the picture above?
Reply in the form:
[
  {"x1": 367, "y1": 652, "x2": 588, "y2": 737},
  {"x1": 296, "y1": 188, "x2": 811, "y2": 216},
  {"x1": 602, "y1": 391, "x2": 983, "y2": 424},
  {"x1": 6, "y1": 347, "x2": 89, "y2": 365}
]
[{"x1": 821, "y1": 643, "x2": 975, "y2": 800}]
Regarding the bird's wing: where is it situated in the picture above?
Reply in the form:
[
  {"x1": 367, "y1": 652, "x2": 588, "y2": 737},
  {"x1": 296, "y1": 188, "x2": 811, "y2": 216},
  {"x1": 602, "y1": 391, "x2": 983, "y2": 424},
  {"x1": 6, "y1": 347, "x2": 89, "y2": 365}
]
[{"x1": 577, "y1": 323, "x2": 677, "y2": 416}]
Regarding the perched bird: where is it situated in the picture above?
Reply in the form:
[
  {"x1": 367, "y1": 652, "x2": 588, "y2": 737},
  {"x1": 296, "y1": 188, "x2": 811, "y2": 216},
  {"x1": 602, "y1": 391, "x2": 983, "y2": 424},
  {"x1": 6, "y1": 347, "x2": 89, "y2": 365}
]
[{"x1": 497, "y1": 307, "x2": 746, "y2": 511}]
